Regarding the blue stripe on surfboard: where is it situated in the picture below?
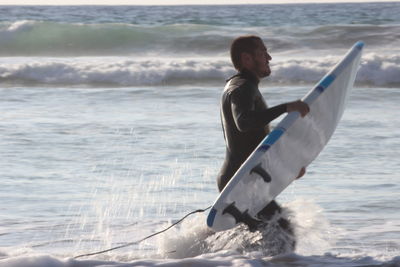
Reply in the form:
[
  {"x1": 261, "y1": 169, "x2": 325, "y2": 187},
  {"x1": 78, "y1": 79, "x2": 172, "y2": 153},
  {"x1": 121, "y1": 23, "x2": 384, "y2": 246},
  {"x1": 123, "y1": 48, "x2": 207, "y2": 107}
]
[
  {"x1": 315, "y1": 74, "x2": 335, "y2": 93},
  {"x1": 316, "y1": 85, "x2": 324, "y2": 93},
  {"x1": 259, "y1": 144, "x2": 271, "y2": 151},
  {"x1": 260, "y1": 127, "x2": 285, "y2": 151},
  {"x1": 319, "y1": 74, "x2": 336, "y2": 89},
  {"x1": 207, "y1": 208, "x2": 217, "y2": 227}
]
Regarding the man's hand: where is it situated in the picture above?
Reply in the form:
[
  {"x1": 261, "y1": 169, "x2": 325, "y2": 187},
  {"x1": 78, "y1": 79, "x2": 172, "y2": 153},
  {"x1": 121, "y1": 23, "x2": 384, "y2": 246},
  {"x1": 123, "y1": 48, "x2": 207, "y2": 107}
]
[
  {"x1": 286, "y1": 100, "x2": 310, "y2": 117},
  {"x1": 296, "y1": 167, "x2": 306, "y2": 179}
]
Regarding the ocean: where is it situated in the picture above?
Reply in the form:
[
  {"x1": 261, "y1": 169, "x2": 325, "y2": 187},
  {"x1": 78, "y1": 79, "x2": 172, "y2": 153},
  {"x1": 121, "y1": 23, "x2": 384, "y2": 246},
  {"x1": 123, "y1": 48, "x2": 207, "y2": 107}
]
[{"x1": 0, "y1": 2, "x2": 399, "y2": 267}]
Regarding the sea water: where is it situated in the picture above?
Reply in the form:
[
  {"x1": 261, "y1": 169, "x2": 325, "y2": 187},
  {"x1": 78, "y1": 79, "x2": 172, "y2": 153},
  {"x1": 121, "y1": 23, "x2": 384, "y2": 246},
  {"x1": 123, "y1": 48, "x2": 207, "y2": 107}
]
[{"x1": 0, "y1": 3, "x2": 399, "y2": 267}]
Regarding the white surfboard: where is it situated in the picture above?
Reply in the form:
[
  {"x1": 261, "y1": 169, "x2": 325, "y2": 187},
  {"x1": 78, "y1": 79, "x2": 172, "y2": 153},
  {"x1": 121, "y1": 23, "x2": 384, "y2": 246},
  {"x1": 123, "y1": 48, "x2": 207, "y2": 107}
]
[{"x1": 207, "y1": 41, "x2": 364, "y2": 232}]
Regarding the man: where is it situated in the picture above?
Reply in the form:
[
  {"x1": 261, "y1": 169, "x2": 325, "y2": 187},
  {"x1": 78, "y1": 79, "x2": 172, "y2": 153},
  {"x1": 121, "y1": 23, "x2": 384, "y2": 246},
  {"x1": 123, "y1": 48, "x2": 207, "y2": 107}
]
[{"x1": 217, "y1": 35, "x2": 309, "y2": 230}]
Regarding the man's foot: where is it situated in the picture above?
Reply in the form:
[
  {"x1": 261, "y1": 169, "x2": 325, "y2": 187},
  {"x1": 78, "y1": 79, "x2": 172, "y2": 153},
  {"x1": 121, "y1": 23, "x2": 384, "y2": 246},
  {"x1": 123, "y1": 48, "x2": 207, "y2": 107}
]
[{"x1": 257, "y1": 200, "x2": 282, "y2": 221}]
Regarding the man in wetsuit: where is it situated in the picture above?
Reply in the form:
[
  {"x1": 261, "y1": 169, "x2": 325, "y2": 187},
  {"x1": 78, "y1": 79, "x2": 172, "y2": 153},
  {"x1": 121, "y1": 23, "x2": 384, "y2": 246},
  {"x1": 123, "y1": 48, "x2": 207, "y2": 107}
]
[{"x1": 217, "y1": 35, "x2": 309, "y2": 229}]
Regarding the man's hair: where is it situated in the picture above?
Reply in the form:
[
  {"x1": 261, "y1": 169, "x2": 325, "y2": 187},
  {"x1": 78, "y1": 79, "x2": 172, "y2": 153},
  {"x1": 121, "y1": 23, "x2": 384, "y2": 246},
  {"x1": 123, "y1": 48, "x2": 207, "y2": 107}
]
[{"x1": 230, "y1": 35, "x2": 262, "y2": 71}]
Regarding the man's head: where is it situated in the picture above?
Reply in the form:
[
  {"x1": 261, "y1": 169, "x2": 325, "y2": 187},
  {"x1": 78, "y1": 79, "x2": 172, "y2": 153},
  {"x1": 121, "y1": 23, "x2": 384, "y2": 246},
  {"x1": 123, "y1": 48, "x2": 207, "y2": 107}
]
[{"x1": 230, "y1": 35, "x2": 272, "y2": 78}]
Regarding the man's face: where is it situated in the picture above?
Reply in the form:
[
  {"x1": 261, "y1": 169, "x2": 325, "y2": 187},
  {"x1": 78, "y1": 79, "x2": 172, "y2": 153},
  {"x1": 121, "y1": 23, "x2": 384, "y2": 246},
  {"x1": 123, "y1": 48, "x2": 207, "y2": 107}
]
[{"x1": 252, "y1": 40, "x2": 272, "y2": 78}]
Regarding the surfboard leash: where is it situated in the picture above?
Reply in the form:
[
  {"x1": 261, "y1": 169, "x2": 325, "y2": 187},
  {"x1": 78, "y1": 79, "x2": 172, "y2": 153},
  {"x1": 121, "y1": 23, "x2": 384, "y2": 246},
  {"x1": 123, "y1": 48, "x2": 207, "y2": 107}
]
[{"x1": 73, "y1": 205, "x2": 211, "y2": 259}]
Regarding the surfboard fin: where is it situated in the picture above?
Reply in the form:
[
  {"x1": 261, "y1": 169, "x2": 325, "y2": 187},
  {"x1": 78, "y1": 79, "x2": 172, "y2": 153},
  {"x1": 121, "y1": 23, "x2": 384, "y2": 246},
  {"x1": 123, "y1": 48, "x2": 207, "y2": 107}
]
[
  {"x1": 250, "y1": 163, "x2": 272, "y2": 183},
  {"x1": 223, "y1": 202, "x2": 261, "y2": 232}
]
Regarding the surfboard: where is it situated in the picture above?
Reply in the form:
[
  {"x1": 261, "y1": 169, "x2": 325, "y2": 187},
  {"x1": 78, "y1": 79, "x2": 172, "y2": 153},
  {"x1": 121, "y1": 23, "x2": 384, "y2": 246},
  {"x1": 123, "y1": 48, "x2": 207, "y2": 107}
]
[{"x1": 207, "y1": 41, "x2": 364, "y2": 232}]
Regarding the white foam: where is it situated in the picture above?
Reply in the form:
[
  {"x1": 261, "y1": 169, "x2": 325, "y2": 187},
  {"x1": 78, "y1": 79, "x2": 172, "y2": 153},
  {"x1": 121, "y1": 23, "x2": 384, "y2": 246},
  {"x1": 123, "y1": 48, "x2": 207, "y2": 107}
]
[
  {"x1": 0, "y1": 252, "x2": 270, "y2": 267},
  {"x1": 158, "y1": 199, "x2": 333, "y2": 259},
  {"x1": 157, "y1": 213, "x2": 214, "y2": 259},
  {"x1": 357, "y1": 53, "x2": 400, "y2": 86},
  {"x1": 286, "y1": 199, "x2": 337, "y2": 256},
  {"x1": 0, "y1": 57, "x2": 232, "y2": 86},
  {"x1": 0, "y1": 199, "x2": 398, "y2": 266},
  {"x1": 5, "y1": 20, "x2": 36, "y2": 33},
  {"x1": 1, "y1": 53, "x2": 398, "y2": 87},
  {"x1": 1, "y1": 252, "x2": 400, "y2": 267}
]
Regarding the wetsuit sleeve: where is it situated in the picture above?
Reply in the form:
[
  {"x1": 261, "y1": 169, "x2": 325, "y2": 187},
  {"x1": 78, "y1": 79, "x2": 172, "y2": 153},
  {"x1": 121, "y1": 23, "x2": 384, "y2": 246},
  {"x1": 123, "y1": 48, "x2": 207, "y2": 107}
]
[{"x1": 231, "y1": 87, "x2": 287, "y2": 132}]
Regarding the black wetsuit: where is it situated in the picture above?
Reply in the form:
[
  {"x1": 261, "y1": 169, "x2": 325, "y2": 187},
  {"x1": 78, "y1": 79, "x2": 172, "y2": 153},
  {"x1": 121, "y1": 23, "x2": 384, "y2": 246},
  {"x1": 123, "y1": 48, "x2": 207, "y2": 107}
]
[
  {"x1": 217, "y1": 70, "x2": 293, "y2": 231},
  {"x1": 217, "y1": 70, "x2": 287, "y2": 192}
]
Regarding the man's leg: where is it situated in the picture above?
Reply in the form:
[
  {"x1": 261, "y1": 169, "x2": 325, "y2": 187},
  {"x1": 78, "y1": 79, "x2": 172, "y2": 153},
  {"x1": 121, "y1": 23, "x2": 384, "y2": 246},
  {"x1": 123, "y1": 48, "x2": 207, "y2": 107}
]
[
  {"x1": 257, "y1": 200, "x2": 282, "y2": 220},
  {"x1": 257, "y1": 200, "x2": 294, "y2": 235}
]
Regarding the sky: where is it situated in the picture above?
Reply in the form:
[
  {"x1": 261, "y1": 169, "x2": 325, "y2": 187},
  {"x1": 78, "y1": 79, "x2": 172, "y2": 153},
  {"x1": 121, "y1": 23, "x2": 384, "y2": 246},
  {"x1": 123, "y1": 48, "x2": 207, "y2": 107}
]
[{"x1": 0, "y1": 0, "x2": 399, "y2": 5}]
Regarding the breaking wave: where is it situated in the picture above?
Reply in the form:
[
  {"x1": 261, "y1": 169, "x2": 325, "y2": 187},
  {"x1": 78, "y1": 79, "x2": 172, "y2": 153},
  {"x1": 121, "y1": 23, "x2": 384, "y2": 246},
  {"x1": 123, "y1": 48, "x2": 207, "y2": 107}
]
[
  {"x1": 0, "y1": 20, "x2": 399, "y2": 56},
  {"x1": 1, "y1": 53, "x2": 399, "y2": 87}
]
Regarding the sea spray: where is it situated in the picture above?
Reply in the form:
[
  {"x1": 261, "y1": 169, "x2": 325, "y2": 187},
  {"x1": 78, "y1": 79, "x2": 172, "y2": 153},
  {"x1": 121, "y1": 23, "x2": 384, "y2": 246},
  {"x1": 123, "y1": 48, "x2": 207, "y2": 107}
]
[
  {"x1": 158, "y1": 199, "x2": 332, "y2": 259},
  {"x1": 157, "y1": 213, "x2": 213, "y2": 259},
  {"x1": 288, "y1": 199, "x2": 335, "y2": 256}
]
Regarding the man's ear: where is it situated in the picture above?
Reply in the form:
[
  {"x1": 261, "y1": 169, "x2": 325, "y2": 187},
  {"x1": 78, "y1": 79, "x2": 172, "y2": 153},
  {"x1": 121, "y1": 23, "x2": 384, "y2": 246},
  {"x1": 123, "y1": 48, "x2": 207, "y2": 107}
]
[{"x1": 240, "y1": 52, "x2": 253, "y2": 69}]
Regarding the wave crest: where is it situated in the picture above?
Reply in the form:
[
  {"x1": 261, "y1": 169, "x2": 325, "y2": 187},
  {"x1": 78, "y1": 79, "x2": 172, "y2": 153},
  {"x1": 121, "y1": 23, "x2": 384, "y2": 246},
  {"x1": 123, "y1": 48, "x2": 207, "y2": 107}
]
[
  {"x1": 0, "y1": 53, "x2": 398, "y2": 87},
  {"x1": 0, "y1": 20, "x2": 399, "y2": 56}
]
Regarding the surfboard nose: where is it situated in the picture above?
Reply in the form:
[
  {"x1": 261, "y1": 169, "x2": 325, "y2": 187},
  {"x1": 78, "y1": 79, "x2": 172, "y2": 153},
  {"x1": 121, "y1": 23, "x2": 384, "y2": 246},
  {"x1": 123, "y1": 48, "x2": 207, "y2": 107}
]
[
  {"x1": 355, "y1": 41, "x2": 365, "y2": 50},
  {"x1": 207, "y1": 208, "x2": 217, "y2": 227}
]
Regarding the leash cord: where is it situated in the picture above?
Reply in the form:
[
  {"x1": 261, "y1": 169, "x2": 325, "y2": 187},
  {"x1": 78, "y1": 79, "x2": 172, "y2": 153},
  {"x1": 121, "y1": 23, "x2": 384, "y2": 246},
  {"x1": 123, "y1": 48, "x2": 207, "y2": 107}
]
[{"x1": 74, "y1": 205, "x2": 211, "y2": 259}]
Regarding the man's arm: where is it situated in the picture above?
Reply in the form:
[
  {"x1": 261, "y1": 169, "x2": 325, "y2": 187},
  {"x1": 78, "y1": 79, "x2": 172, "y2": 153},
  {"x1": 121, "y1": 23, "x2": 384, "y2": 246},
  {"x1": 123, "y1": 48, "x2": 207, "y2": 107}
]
[
  {"x1": 231, "y1": 86, "x2": 287, "y2": 132},
  {"x1": 231, "y1": 90, "x2": 310, "y2": 132}
]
